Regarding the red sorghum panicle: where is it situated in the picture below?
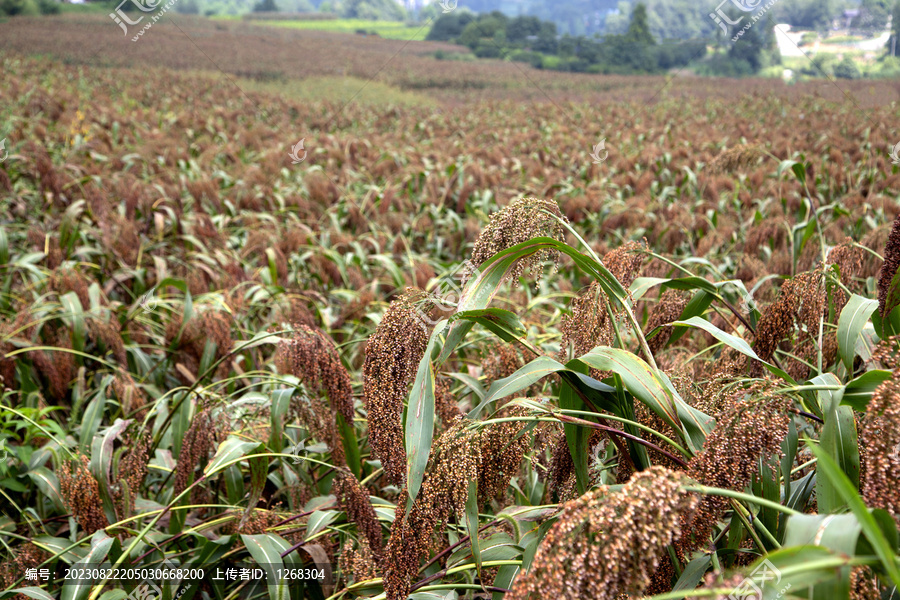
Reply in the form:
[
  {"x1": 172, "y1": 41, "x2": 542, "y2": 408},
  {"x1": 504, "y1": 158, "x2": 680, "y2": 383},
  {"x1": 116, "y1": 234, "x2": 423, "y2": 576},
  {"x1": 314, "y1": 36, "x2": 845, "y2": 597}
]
[
  {"x1": 506, "y1": 467, "x2": 699, "y2": 600},
  {"x1": 59, "y1": 455, "x2": 109, "y2": 535},
  {"x1": 433, "y1": 377, "x2": 462, "y2": 428},
  {"x1": 560, "y1": 281, "x2": 614, "y2": 358},
  {"x1": 363, "y1": 290, "x2": 428, "y2": 485},
  {"x1": 859, "y1": 371, "x2": 900, "y2": 526},
  {"x1": 164, "y1": 310, "x2": 233, "y2": 384},
  {"x1": 173, "y1": 407, "x2": 221, "y2": 497},
  {"x1": 870, "y1": 334, "x2": 900, "y2": 370},
  {"x1": 383, "y1": 414, "x2": 536, "y2": 600},
  {"x1": 877, "y1": 212, "x2": 900, "y2": 319},
  {"x1": 275, "y1": 324, "x2": 354, "y2": 425},
  {"x1": 114, "y1": 431, "x2": 151, "y2": 517},
  {"x1": 683, "y1": 383, "x2": 792, "y2": 552},
  {"x1": 469, "y1": 197, "x2": 566, "y2": 284},
  {"x1": 333, "y1": 468, "x2": 383, "y2": 559},
  {"x1": 707, "y1": 144, "x2": 766, "y2": 175},
  {"x1": 341, "y1": 537, "x2": 379, "y2": 583},
  {"x1": 644, "y1": 290, "x2": 689, "y2": 355},
  {"x1": 603, "y1": 240, "x2": 645, "y2": 290}
]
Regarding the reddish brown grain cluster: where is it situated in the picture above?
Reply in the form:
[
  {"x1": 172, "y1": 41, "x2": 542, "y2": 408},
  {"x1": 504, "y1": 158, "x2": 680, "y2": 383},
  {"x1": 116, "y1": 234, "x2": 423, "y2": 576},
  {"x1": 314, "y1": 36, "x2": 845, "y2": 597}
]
[
  {"x1": 333, "y1": 468, "x2": 384, "y2": 560},
  {"x1": 276, "y1": 325, "x2": 355, "y2": 424},
  {"x1": 859, "y1": 371, "x2": 900, "y2": 526},
  {"x1": 877, "y1": 212, "x2": 900, "y2": 319},
  {"x1": 383, "y1": 414, "x2": 536, "y2": 600},
  {"x1": 363, "y1": 290, "x2": 428, "y2": 485},
  {"x1": 165, "y1": 311, "x2": 234, "y2": 384},
  {"x1": 173, "y1": 407, "x2": 222, "y2": 497},
  {"x1": 113, "y1": 432, "x2": 151, "y2": 517},
  {"x1": 645, "y1": 290, "x2": 690, "y2": 355},
  {"x1": 469, "y1": 197, "x2": 566, "y2": 284},
  {"x1": 683, "y1": 383, "x2": 792, "y2": 552},
  {"x1": 507, "y1": 467, "x2": 699, "y2": 600},
  {"x1": 59, "y1": 455, "x2": 109, "y2": 535}
]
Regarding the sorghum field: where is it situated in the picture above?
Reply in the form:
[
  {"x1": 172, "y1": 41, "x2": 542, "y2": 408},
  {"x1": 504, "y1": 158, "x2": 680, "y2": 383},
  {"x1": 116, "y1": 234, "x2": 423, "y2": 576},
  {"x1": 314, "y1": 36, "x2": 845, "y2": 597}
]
[{"x1": 1, "y1": 13, "x2": 900, "y2": 600}]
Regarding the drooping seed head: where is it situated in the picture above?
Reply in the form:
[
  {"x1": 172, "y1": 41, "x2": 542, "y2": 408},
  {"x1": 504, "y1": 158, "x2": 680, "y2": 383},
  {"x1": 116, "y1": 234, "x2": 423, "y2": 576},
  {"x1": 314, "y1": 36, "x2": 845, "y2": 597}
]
[
  {"x1": 470, "y1": 197, "x2": 566, "y2": 284},
  {"x1": 363, "y1": 290, "x2": 429, "y2": 485},
  {"x1": 877, "y1": 213, "x2": 900, "y2": 320},
  {"x1": 507, "y1": 467, "x2": 699, "y2": 600}
]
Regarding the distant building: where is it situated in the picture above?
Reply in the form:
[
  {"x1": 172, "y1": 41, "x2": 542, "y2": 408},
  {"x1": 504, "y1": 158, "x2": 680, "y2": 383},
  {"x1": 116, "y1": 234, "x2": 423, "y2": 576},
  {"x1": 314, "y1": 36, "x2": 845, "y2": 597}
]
[{"x1": 836, "y1": 8, "x2": 860, "y2": 29}]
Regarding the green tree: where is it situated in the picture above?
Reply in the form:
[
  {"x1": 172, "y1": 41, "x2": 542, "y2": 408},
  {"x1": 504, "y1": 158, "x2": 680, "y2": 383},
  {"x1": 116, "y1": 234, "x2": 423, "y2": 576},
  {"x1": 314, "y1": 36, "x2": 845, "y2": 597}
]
[
  {"x1": 623, "y1": 3, "x2": 656, "y2": 46},
  {"x1": 341, "y1": 0, "x2": 405, "y2": 20},
  {"x1": 426, "y1": 11, "x2": 476, "y2": 41},
  {"x1": 834, "y1": 56, "x2": 862, "y2": 79},
  {"x1": 772, "y1": 0, "x2": 841, "y2": 31},
  {"x1": 506, "y1": 15, "x2": 543, "y2": 45},
  {"x1": 531, "y1": 21, "x2": 558, "y2": 53},
  {"x1": 252, "y1": 0, "x2": 277, "y2": 12},
  {"x1": 458, "y1": 13, "x2": 508, "y2": 50},
  {"x1": 890, "y1": 0, "x2": 900, "y2": 56},
  {"x1": 853, "y1": 0, "x2": 892, "y2": 30}
]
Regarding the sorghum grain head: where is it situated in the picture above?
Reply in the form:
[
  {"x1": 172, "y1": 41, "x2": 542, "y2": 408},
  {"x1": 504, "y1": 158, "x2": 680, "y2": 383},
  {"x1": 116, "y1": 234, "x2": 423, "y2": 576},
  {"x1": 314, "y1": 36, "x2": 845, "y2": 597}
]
[
  {"x1": 114, "y1": 431, "x2": 151, "y2": 517},
  {"x1": 507, "y1": 467, "x2": 699, "y2": 600},
  {"x1": 859, "y1": 371, "x2": 900, "y2": 526},
  {"x1": 173, "y1": 407, "x2": 221, "y2": 497},
  {"x1": 877, "y1": 212, "x2": 900, "y2": 320},
  {"x1": 383, "y1": 415, "x2": 537, "y2": 600},
  {"x1": 645, "y1": 290, "x2": 690, "y2": 355},
  {"x1": 707, "y1": 144, "x2": 766, "y2": 175},
  {"x1": 276, "y1": 324, "x2": 354, "y2": 424},
  {"x1": 683, "y1": 382, "x2": 792, "y2": 553},
  {"x1": 470, "y1": 197, "x2": 566, "y2": 284},
  {"x1": 560, "y1": 281, "x2": 614, "y2": 359},
  {"x1": 603, "y1": 240, "x2": 645, "y2": 290},
  {"x1": 363, "y1": 290, "x2": 428, "y2": 485},
  {"x1": 59, "y1": 454, "x2": 109, "y2": 535},
  {"x1": 333, "y1": 468, "x2": 383, "y2": 558}
]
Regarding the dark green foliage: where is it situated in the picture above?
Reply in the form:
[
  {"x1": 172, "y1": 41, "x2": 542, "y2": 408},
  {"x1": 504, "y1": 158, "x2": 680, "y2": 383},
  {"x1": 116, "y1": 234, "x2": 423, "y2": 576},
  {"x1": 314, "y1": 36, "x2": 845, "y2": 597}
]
[
  {"x1": 724, "y1": 15, "x2": 780, "y2": 75},
  {"x1": 506, "y1": 15, "x2": 543, "y2": 44},
  {"x1": 253, "y1": 0, "x2": 275, "y2": 11},
  {"x1": 340, "y1": 0, "x2": 406, "y2": 20},
  {"x1": 176, "y1": 0, "x2": 199, "y2": 14},
  {"x1": 252, "y1": 0, "x2": 277, "y2": 12},
  {"x1": 458, "y1": 11, "x2": 508, "y2": 50},
  {"x1": 425, "y1": 10, "x2": 476, "y2": 41},
  {"x1": 0, "y1": 0, "x2": 39, "y2": 16},
  {"x1": 834, "y1": 56, "x2": 862, "y2": 79},
  {"x1": 36, "y1": 0, "x2": 59, "y2": 14},
  {"x1": 775, "y1": 0, "x2": 841, "y2": 31},
  {"x1": 623, "y1": 3, "x2": 655, "y2": 47},
  {"x1": 426, "y1": 2, "x2": 707, "y2": 75}
]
